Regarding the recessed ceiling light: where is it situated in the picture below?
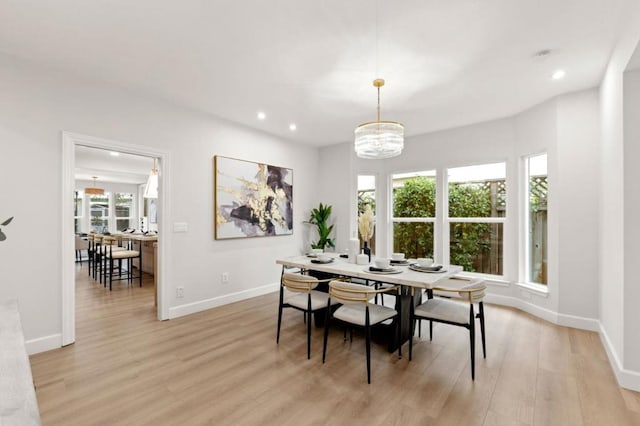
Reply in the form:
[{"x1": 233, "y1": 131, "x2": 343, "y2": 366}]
[
  {"x1": 289, "y1": 123, "x2": 297, "y2": 131},
  {"x1": 109, "y1": 151, "x2": 120, "y2": 157},
  {"x1": 257, "y1": 111, "x2": 266, "y2": 120},
  {"x1": 552, "y1": 69, "x2": 566, "y2": 80}
]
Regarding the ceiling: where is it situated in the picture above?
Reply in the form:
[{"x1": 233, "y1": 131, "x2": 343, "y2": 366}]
[
  {"x1": 75, "y1": 146, "x2": 153, "y2": 184},
  {"x1": 0, "y1": 0, "x2": 634, "y2": 146}
]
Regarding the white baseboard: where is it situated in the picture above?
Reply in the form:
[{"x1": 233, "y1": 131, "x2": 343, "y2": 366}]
[
  {"x1": 599, "y1": 324, "x2": 640, "y2": 391},
  {"x1": 168, "y1": 283, "x2": 279, "y2": 319},
  {"x1": 485, "y1": 294, "x2": 600, "y2": 331},
  {"x1": 485, "y1": 293, "x2": 559, "y2": 324},
  {"x1": 25, "y1": 333, "x2": 61, "y2": 355},
  {"x1": 557, "y1": 312, "x2": 600, "y2": 332}
]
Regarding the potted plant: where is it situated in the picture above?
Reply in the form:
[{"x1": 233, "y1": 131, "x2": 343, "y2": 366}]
[{"x1": 306, "y1": 203, "x2": 335, "y2": 251}]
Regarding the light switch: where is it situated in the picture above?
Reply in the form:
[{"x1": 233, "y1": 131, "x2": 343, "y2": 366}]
[{"x1": 173, "y1": 222, "x2": 188, "y2": 233}]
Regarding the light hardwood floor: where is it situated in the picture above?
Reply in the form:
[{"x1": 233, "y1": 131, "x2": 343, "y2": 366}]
[{"x1": 30, "y1": 265, "x2": 640, "y2": 425}]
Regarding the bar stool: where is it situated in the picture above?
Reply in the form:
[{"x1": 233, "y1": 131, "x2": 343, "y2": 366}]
[
  {"x1": 104, "y1": 237, "x2": 142, "y2": 290},
  {"x1": 99, "y1": 236, "x2": 128, "y2": 284}
]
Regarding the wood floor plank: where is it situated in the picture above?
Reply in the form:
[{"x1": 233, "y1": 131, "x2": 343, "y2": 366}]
[{"x1": 28, "y1": 265, "x2": 640, "y2": 425}]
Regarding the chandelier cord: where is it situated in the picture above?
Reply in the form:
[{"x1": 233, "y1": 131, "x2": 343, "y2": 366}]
[
  {"x1": 377, "y1": 85, "x2": 381, "y2": 122},
  {"x1": 375, "y1": 0, "x2": 379, "y2": 77}
]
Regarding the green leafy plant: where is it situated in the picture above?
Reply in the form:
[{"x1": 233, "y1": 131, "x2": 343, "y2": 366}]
[
  {"x1": 306, "y1": 203, "x2": 335, "y2": 250},
  {"x1": 393, "y1": 177, "x2": 497, "y2": 272},
  {"x1": 0, "y1": 216, "x2": 14, "y2": 241}
]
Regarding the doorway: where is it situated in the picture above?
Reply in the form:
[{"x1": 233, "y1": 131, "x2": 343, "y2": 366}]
[{"x1": 62, "y1": 132, "x2": 170, "y2": 346}]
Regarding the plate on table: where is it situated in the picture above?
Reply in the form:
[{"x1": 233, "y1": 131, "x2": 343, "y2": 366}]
[
  {"x1": 390, "y1": 259, "x2": 409, "y2": 265},
  {"x1": 306, "y1": 253, "x2": 318, "y2": 258},
  {"x1": 364, "y1": 267, "x2": 402, "y2": 275},
  {"x1": 409, "y1": 264, "x2": 446, "y2": 273},
  {"x1": 311, "y1": 258, "x2": 334, "y2": 264}
]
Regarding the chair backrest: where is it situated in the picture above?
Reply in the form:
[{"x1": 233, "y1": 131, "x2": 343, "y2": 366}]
[
  {"x1": 282, "y1": 273, "x2": 319, "y2": 293},
  {"x1": 102, "y1": 236, "x2": 117, "y2": 246},
  {"x1": 459, "y1": 280, "x2": 486, "y2": 302},
  {"x1": 328, "y1": 281, "x2": 373, "y2": 305},
  {"x1": 75, "y1": 236, "x2": 89, "y2": 250},
  {"x1": 433, "y1": 276, "x2": 486, "y2": 303}
]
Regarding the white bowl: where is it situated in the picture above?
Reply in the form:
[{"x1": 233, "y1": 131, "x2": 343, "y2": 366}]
[
  {"x1": 417, "y1": 257, "x2": 434, "y2": 268},
  {"x1": 374, "y1": 258, "x2": 391, "y2": 269},
  {"x1": 391, "y1": 253, "x2": 405, "y2": 261},
  {"x1": 317, "y1": 254, "x2": 332, "y2": 262}
]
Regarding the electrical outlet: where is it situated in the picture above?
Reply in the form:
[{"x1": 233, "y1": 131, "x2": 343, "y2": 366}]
[
  {"x1": 221, "y1": 272, "x2": 229, "y2": 284},
  {"x1": 176, "y1": 287, "x2": 184, "y2": 298}
]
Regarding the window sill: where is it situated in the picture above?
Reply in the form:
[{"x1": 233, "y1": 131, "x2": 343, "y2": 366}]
[
  {"x1": 457, "y1": 272, "x2": 510, "y2": 287},
  {"x1": 515, "y1": 281, "x2": 549, "y2": 297}
]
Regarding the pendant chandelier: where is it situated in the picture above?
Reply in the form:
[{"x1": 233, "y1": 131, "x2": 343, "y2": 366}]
[
  {"x1": 353, "y1": 0, "x2": 404, "y2": 159},
  {"x1": 354, "y1": 78, "x2": 404, "y2": 159},
  {"x1": 84, "y1": 176, "x2": 104, "y2": 195},
  {"x1": 144, "y1": 158, "x2": 159, "y2": 199}
]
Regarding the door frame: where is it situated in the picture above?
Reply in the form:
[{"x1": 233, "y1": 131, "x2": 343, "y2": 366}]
[{"x1": 61, "y1": 131, "x2": 170, "y2": 346}]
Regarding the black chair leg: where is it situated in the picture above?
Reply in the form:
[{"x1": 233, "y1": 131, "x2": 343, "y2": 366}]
[
  {"x1": 322, "y1": 302, "x2": 331, "y2": 363},
  {"x1": 276, "y1": 288, "x2": 284, "y2": 344},
  {"x1": 306, "y1": 296, "x2": 312, "y2": 359},
  {"x1": 429, "y1": 320, "x2": 433, "y2": 341},
  {"x1": 109, "y1": 256, "x2": 113, "y2": 291},
  {"x1": 365, "y1": 324, "x2": 371, "y2": 384},
  {"x1": 409, "y1": 300, "x2": 415, "y2": 361},
  {"x1": 479, "y1": 302, "x2": 486, "y2": 358},
  {"x1": 138, "y1": 252, "x2": 143, "y2": 287},
  {"x1": 470, "y1": 306, "x2": 476, "y2": 380}
]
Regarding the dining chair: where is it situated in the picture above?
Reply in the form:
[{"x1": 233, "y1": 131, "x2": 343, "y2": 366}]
[
  {"x1": 276, "y1": 271, "x2": 341, "y2": 359},
  {"x1": 103, "y1": 236, "x2": 142, "y2": 290},
  {"x1": 322, "y1": 280, "x2": 401, "y2": 384},
  {"x1": 409, "y1": 277, "x2": 487, "y2": 380},
  {"x1": 74, "y1": 235, "x2": 89, "y2": 265}
]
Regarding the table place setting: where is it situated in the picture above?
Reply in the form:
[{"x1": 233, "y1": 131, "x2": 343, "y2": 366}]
[
  {"x1": 408, "y1": 257, "x2": 446, "y2": 273},
  {"x1": 389, "y1": 252, "x2": 410, "y2": 266},
  {"x1": 310, "y1": 254, "x2": 334, "y2": 264},
  {"x1": 364, "y1": 258, "x2": 403, "y2": 274}
]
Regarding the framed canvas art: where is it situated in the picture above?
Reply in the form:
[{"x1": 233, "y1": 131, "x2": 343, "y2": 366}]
[{"x1": 214, "y1": 156, "x2": 293, "y2": 239}]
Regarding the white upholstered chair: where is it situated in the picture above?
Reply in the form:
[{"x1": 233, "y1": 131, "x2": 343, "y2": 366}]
[
  {"x1": 409, "y1": 277, "x2": 487, "y2": 380},
  {"x1": 276, "y1": 272, "x2": 340, "y2": 359},
  {"x1": 322, "y1": 280, "x2": 401, "y2": 384}
]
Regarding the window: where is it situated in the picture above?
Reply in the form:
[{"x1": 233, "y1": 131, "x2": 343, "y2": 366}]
[
  {"x1": 447, "y1": 162, "x2": 505, "y2": 275},
  {"x1": 74, "y1": 190, "x2": 83, "y2": 234},
  {"x1": 115, "y1": 192, "x2": 135, "y2": 231},
  {"x1": 391, "y1": 170, "x2": 436, "y2": 259},
  {"x1": 525, "y1": 153, "x2": 547, "y2": 284},
  {"x1": 89, "y1": 193, "x2": 110, "y2": 233},
  {"x1": 357, "y1": 175, "x2": 376, "y2": 254}
]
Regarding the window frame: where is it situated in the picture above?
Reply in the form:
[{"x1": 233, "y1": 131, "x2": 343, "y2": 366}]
[
  {"x1": 390, "y1": 169, "x2": 438, "y2": 261},
  {"x1": 114, "y1": 192, "x2": 136, "y2": 232},
  {"x1": 444, "y1": 161, "x2": 507, "y2": 278},
  {"x1": 387, "y1": 161, "x2": 508, "y2": 279},
  {"x1": 522, "y1": 152, "x2": 548, "y2": 286}
]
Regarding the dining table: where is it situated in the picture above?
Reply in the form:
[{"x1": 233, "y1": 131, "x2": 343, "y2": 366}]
[{"x1": 276, "y1": 254, "x2": 463, "y2": 352}]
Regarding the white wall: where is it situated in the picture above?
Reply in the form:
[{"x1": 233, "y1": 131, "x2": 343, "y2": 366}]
[
  {"x1": 623, "y1": 68, "x2": 640, "y2": 372},
  {"x1": 598, "y1": 0, "x2": 640, "y2": 389},
  {"x1": 555, "y1": 91, "x2": 600, "y2": 319},
  {"x1": 599, "y1": 52, "x2": 626, "y2": 372},
  {"x1": 0, "y1": 53, "x2": 319, "y2": 347}
]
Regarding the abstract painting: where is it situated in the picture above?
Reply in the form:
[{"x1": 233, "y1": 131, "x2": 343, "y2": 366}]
[{"x1": 214, "y1": 156, "x2": 293, "y2": 239}]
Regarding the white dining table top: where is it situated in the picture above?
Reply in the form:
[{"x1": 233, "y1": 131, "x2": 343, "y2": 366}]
[{"x1": 276, "y1": 255, "x2": 463, "y2": 289}]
